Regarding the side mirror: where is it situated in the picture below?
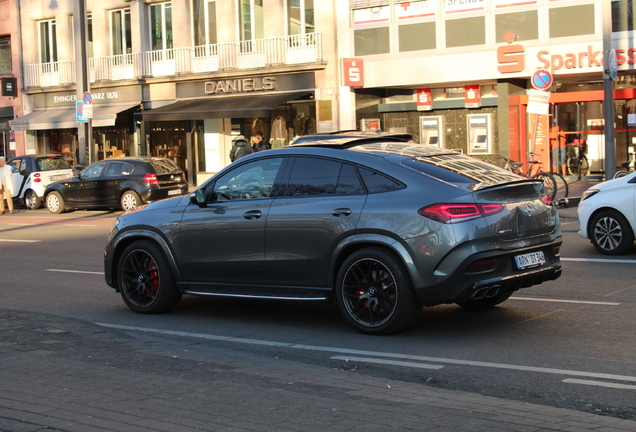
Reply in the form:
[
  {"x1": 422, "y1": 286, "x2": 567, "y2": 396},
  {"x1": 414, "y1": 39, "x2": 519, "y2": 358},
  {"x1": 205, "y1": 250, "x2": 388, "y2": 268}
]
[
  {"x1": 190, "y1": 189, "x2": 207, "y2": 208},
  {"x1": 75, "y1": 173, "x2": 82, "y2": 180}
]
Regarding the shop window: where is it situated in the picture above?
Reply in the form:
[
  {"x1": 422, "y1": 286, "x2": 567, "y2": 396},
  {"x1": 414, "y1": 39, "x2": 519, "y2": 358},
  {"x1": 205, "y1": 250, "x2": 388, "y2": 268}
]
[
  {"x1": 399, "y1": 22, "x2": 435, "y2": 52},
  {"x1": 150, "y1": 3, "x2": 173, "y2": 51},
  {"x1": 549, "y1": 4, "x2": 595, "y2": 38},
  {"x1": 111, "y1": 9, "x2": 132, "y2": 55},
  {"x1": 445, "y1": 17, "x2": 485, "y2": 48},
  {"x1": 495, "y1": 11, "x2": 538, "y2": 43},
  {"x1": 0, "y1": 37, "x2": 11, "y2": 75},
  {"x1": 38, "y1": 19, "x2": 57, "y2": 63},
  {"x1": 612, "y1": 0, "x2": 636, "y2": 32},
  {"x1": 354, "y1": 27, "x2": 390, "y2": 56},
  {"x1": 287, "y1": 0, "x2": 314, "y2": 35},
  {"x1": 193, "y1": 0, "x2": 217, "y2": 46}
]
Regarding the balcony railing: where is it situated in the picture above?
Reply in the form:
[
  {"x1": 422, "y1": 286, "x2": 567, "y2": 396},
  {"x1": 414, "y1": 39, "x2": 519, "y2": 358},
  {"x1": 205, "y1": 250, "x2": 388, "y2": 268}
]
[{"x1": 24, "y1": 33, "x2": 323, "y2": 88}]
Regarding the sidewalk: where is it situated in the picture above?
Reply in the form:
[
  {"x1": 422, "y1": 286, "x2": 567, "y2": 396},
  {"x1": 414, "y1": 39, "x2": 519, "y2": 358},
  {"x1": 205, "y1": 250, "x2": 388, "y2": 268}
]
[{"x1": 1, "y1": 308, "x2": 635, "y2": 432}]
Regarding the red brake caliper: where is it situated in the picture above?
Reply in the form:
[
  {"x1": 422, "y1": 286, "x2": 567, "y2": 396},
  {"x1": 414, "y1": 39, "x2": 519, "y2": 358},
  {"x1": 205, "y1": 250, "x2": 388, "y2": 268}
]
[{"x1": 149, "y1": 262, "x2": 159, "y2": 294}]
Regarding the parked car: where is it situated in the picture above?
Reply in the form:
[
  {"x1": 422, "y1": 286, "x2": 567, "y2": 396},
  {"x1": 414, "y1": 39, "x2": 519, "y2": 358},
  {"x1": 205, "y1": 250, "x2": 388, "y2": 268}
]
[
  {"x1": 44, "y1": 156, "x2": 188, "y2": 213},
  {"x1": 578, "y1": 173, "x2": 636, "y2": 255},
  {"x1": 104, "y1": 139, "x2": 562, "y2": 334},
  {"x1": 7, "y1": 154, "x2": 74, "y2": 209},
  {"x1": 290, "y1": 131, "x2": 413, "y2": 145}
]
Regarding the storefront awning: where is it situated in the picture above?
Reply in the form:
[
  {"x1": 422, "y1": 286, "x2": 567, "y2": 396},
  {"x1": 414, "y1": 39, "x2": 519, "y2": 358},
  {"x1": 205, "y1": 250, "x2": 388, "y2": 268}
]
[
  {"x1": 9, "y1": 102, "x2": 140, "y2": 131},
  {"x1": 138, "y1": 92, "x2": 310, "y2": 122}
]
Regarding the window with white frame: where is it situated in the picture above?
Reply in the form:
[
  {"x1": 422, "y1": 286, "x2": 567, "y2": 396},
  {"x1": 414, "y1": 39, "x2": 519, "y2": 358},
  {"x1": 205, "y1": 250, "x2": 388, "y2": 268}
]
[
  {"x1": 238, "y1": 0, "x2": 264, "y2": 41},
  {"x1": 111, "y1": 9, "x2": 132, "y2": 55},
  {"x1": 192, "y1": 0, "x2": 217, "y2": 46},
  {"x1": 38, "y1": 19, "x2": 57, "y2": 63},
  {"x1": 150, "y1": 3, "x2": 173, "y2": 51},
  {"x1": 287, "y1": 0, "x2": 314, "y2": 35}
]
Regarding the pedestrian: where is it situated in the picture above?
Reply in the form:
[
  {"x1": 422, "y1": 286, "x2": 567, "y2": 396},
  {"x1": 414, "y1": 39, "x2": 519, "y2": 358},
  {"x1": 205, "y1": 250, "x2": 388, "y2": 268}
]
[
  {"x1": 0, "y1": 156, "x2": 14, "y2": 214},
  {"x1": 252, "y1": 131, "x2": 271, "y2": 152},
  {"x1": 229, "y1": 135, "x2": 253, "y2": 162}
]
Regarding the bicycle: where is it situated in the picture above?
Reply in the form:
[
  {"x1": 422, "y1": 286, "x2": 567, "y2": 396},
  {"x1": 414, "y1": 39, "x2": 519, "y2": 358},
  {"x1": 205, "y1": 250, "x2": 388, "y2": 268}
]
[
  {"x1": 497, "y1": 154, "x2": 568, "y2": 203},
  {"x1": 613, "y1": 161, "x2": 634, "y2": 179},
  {"x1": 566, "y1": 140, "x2": 589, "y2": 179}
]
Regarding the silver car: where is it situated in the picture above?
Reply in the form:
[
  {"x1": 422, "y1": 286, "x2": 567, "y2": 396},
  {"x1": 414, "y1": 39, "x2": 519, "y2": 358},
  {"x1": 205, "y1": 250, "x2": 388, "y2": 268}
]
[{"x1": 104, "y1": 140, "x2": 562, "y2": 334}]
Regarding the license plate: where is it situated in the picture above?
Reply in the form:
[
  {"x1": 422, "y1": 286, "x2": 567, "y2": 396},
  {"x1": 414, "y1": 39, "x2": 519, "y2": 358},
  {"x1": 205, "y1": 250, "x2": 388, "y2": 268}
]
[
  {"x1": 168, "y1": 189, "x2": 181, "y2": 196},
  {"x1": 50, "y1": 174, "x2": 72, "y2": 181},
  {"x1": 514, "y1": 251, "x2": 546, "y2": 269}
]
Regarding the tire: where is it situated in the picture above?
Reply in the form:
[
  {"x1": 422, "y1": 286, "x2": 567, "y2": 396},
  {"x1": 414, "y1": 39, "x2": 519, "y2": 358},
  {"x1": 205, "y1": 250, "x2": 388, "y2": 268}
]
[
  {"x1": 568, "y1": 155, "x2": 589, "y2": 177},
  {"x1": 533, "y1": 172, "x2": 557, "y2": 202},
  {"x1": 590, "y1": 210, "x2": 635, "y2": 255},
  {"x1": 120, "y1": 190, "x2": 142, "y2": 212},
  {"x1": 46, "y1": 191, "x2": 66, "y2": 214},
  {"x1": 456, "y1": 289, "x2": 512, "y2": 310},
  {"x1": 613, "y1": 170, "x2": 629, "y2": 179},
  {"x1": 550, "y1": 172, "x2": 569, "y2": 202},
  {"x1": 118, "y1": 240, "x2": 182, "y2": 314},
  {"x1": 24, "y1": 190, "x2": 42, "y2": 210},
  {"x1": 335, "y1": 247, "x2": 422, "y2": 335}
]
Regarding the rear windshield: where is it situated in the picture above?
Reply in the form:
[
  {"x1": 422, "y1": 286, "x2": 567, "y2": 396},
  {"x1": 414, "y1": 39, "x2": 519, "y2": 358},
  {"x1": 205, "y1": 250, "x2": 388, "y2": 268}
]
[
  {"x1": 150, "y1": 158, "x2": 181, "y2": 174},
  {"x1": 402, "y1": 154, "x2": 525, "y2": 190},
  {"x1": 36, "y1": 157, "x2": 71, "y2": 171}
]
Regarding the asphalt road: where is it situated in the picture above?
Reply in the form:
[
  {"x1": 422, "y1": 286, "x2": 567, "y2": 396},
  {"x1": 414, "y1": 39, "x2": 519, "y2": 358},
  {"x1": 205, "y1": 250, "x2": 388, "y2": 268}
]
[{"x1": 1, "y1": 206, "x2": 635, "y2": 421}]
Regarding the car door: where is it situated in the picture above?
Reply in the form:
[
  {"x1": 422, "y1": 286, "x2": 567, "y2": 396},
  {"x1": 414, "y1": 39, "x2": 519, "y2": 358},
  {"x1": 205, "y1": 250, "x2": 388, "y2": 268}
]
[
  {"x1": 63, "y1": 161, "x2": 107, "y2": 206},
  {"x1": 101, "y1": 161, "x2": 134, "y2": 206},
  {"x1": 8, "y1": 158, "x2": 26, "y2": 198},
  {"x1": 265, "y1": 157, "x2": 367, "y2": 288},
  {"x1": 179, "y1": 157, "x2": 286, "y2": 285}
]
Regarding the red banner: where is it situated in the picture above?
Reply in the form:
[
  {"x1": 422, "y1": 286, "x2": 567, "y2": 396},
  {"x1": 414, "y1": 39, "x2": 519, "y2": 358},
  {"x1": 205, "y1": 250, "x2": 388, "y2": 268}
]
[
  {"x1": 342, "y1": 58, "x2": 364, "y2": 88},
  {"x1": 464, "y1": 84, "x2": 481, "y2": 108},
  {"x1": 416, "y1": 88, "x2": 433, "y2": 111}
]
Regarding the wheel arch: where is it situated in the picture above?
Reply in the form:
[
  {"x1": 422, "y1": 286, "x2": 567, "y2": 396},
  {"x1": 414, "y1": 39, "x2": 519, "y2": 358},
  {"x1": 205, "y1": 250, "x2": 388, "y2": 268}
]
[
  {"x1": 108, "y1": 229, "x2": 183, "y2": 291},
  {"x1": 586, "y1": 206, "x2": 635, "y2": 239}
]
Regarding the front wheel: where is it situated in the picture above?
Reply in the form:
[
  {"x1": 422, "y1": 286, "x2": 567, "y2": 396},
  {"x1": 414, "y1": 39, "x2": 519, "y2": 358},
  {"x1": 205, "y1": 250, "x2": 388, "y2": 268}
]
[
  {"x1": 336, "y1": 248, "x2": 422, "y2": 335},
  {"x1": 46, "y1": 191, "x2": 66, "y2": 214},
  {"x1": 118, "y1": 240, "x2": 182, "y2": 313},
  {"x1": 590, "y1": 210, "x2": 634, "y2": 255},
  {"x1": 24, "y1": 190, "x2": 42, "y2": 210}
]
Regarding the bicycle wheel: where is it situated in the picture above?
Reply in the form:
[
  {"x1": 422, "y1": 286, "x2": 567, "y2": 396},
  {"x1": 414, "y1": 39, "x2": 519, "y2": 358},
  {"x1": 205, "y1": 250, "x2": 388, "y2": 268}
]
[
  {"x1": 614, "y1": 170, "x2": 629, "y2": 179},
  {"x1": 550, "y1": 172, "x2": 569, "y2": 202},
  {"x1": 533, "y1": 172, "x2": 557, "y2": 202},
  {"x1": 579, "y1": 155, "x2": 589, "y2": 176}
]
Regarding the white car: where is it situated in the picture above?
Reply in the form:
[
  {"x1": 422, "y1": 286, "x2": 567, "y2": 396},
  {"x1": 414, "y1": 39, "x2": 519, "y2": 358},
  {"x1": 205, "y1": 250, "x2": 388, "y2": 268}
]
[
  {"x1": 578, "y1": 173, "x2": 636, "y2": 255},
  {"x1": 8, "y1": 154, "x2": 74, "y2": 210}
]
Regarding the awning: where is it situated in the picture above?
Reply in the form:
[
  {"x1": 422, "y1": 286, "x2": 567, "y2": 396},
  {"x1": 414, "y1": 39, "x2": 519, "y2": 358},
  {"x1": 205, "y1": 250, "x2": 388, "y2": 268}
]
[
  {"x1": 138, "y1": 92, "x2": 309, "y2": 122},
  {"x1": 9, "y1": 102, "x2": 140, "y2": 131}
]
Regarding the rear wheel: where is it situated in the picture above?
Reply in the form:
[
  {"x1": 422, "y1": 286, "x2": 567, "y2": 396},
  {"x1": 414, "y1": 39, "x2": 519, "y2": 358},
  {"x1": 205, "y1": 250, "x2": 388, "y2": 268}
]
[
  {"x1": 590, "y1": 210, "x2": 634, "y2": 255},
  {"x1": 550, "y1": 172, "x2": 569, "y2": 203},
  {"x1": 46, "y1": 192, "x2": 65, "y2": 214},
  {"x1": 118, "y1": 240, "x2": 181, "y2": 313},
  {"x1": 120, "y1": 190, "x2": 142, "y2": 212},
  {"x1": 568, "y1": 155, "x2": 589, "y2": 177},
  {"x1": 336, "y1": 248, "x2": 421, "y2": 335},
  {"x1": 24, "y1": 190, "x2": 42, "y2": 210},
  {"x1": 533, "y1": 172, "x2": 557, "y2": 202}
]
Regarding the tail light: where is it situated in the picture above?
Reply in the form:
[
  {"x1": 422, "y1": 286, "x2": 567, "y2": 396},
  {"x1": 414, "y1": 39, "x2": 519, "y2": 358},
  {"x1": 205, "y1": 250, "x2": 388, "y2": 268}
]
[
  {"x1": 541, "y1": 195, "x2": 553, "y2": 206},
  {"x1": 143, "y1": 173, "x2": 159, "y2": 185},
  {"x1": 181, "y1": 172, "x2": 186, "y2": 183},
  {"x1": 33, "y1": 173, "x2": 42, "y2": 183},
  {"x1": 418, "y1": 203, "x2": 504, "y2": 224}
]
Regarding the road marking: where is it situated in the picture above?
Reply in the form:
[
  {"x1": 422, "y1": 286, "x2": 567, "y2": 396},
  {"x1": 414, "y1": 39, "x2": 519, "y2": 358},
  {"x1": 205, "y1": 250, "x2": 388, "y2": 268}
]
[
  {"x1": 561, "y1": 257, "x2": 636, "y2": 264},
  {"x1": 96, "y1": 323, "x2": 636, "y2": 384},
  {"x1": 563, "y1": 379, "x2": 636, "y2": 390},
  {"x1": 0, "y1": 239, "x2": 41, "y2": 243},
  {"x1": 331, "y1": 356, "x2": 444, "y2": 370},
  {"x1": 510, "y1": 297, "x2": 620, "y2": 306},
  {"x1": 62, "y1": 224, "x2": 98, "y2": 227},
  {"x1": 46, "y1": 269, "x2": 105, "y2": 275},
  {"x1": 512, "y1": 309, "x2": 564, "y2": 325}
]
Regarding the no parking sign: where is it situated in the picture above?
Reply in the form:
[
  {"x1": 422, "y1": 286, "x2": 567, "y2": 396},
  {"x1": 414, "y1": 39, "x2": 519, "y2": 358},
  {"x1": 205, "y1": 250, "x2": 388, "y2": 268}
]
[{"x1": 531, "y1": 70, "x2": 553, "y2": 91}]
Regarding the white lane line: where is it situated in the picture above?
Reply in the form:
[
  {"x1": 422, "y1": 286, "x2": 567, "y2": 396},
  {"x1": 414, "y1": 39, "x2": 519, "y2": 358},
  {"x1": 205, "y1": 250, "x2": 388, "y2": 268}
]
[
  {"x1": 563, "y1": 379, "x2": 636, "y2": 390},
  {"x1": 512, "y1": 309, "x2": 564, "y2": 326},
  {"x1": 561, "y1": 257, "x2": 636, "y2": 264},
  {"x1": 331, "y1": 356, "x2": 444, "y2": 370},
  {"x1": 62, "y1": 224, "x2": 99, "y2": 227},
  {"x1": 46, "y1": 269, "x2": 105, "y2": 275},
  {"x1": 0, "y1": 239, "x2": 41, "y2": 243},
  {"x1": 510, "y1": 297, "x2": 620, "y2": 306},
  {"x1": 96, "y1": 323, "x2": 636, "y2": 384}
]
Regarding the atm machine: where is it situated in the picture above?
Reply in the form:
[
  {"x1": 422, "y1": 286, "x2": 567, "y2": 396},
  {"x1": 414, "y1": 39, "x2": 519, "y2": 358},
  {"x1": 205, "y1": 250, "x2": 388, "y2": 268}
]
[
  {"x1": 468, "y1": 114, "x2": 491, "y2": 155},
  {"x1": 420, "y1": 116, "x2": 444, "y2": 147}
]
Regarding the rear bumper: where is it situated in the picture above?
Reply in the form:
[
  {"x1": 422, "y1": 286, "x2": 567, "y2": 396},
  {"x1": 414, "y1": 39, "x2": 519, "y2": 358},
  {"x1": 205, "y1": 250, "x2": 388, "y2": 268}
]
[
  {"x1": 415, "y1": 240, "x2": 562, "y2": 306},
  {"x1": 140, "y1": 184, "x2": 189, "y2": 203}
]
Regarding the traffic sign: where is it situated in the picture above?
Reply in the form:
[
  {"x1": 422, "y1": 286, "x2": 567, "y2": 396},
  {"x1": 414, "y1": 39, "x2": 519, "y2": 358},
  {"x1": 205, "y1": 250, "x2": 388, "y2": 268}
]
[
  {"x1": 83, "y1": 91, "x2": 92, "y2": 105},
  {"x1": 527, "y1": 90, "x2": 551, "y2": 115},
  {"x1": 76, "y1": 102, "x2": 92, "y2": 122},
  {"x1": 531, "y1": 70, "x2": 553, "y2": 91},
  {"x1": 609, "y1": 49, "x2": 618, "y2": 80}
]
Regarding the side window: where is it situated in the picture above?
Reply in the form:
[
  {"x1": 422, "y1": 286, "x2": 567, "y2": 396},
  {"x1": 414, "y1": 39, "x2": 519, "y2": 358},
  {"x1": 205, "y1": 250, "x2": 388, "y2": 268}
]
[
  {"x1": 82, "y1": 162, "x2": 106, "y2": 179},
  {"x1": 285, "y1": 157, "x2": 341, "y2": 197},
  {"x1": 213, "y1": 157, "x2": 283, "y2": 201},
  {"x1": 335, "y1": 163, "x2": 366, "y2": 195},
  {"x1": 104, "y1": 162, "x2": 133, "y2": 177},
  {"x1": 9, "y1": 159, "x2": 22, "y2": 173},
  {"x1": 358, "y1": 167, "x2": 403, "y2": 193}
]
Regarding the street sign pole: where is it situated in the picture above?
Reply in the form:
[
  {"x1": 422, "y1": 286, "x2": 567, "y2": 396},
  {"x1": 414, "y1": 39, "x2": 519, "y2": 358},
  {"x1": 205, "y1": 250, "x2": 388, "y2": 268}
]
[
  {"x1": 602, "y1": 0, "x2": 616, "y2": 179},
  {"x1": 73, "y1": 0, "x2": 91, "y2": 166},
  {"x1": 528, "y1": 75, "x2": 552, "y2": 170}
]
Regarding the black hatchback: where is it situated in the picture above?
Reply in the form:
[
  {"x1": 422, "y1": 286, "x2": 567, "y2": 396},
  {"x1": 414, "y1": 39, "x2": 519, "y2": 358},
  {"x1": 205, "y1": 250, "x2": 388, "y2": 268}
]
[{"x1": 44, "y1": 157, "x2": 188, "y2": 213}]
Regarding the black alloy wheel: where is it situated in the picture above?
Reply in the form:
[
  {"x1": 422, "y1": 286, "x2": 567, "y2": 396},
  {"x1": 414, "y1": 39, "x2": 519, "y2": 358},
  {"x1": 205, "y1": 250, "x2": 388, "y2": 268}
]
[
  {"x1": 336, "y1": 248, "x2": 422, "y2": 335},
  {"x1": 590, "y1": 210, "x2": 634, "y2": 255},
  {"x1": 118, "y1": 240, "x2": 181, "y2": 313}
]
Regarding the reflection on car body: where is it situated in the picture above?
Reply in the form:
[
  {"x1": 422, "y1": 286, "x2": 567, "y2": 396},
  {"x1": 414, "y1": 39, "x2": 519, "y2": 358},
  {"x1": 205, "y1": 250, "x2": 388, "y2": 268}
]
[{"x1": 104, "y1": 138, "x2": 562, "y2": 334}]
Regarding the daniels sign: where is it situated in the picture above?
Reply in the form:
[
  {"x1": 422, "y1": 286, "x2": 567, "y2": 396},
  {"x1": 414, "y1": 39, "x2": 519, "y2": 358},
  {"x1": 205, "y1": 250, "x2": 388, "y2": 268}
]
[{"x1": 205, "y1": 76, "x2": 276, "y2": 95}]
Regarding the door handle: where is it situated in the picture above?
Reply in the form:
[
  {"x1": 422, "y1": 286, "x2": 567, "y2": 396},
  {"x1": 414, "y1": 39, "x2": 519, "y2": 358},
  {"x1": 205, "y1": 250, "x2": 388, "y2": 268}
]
[
  {"x1": 331, "y1": 208, "x2": 352, "y2": 217},
  {"x1": 243, "y1": 210, "x2": 262, "y2": 220}
]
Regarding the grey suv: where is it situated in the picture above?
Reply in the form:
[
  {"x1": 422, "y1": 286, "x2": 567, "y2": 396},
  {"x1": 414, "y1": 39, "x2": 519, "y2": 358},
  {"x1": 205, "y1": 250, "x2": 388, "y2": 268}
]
[{"x1": 104, "y1": 140, "x2": 562, "y2": 334}]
